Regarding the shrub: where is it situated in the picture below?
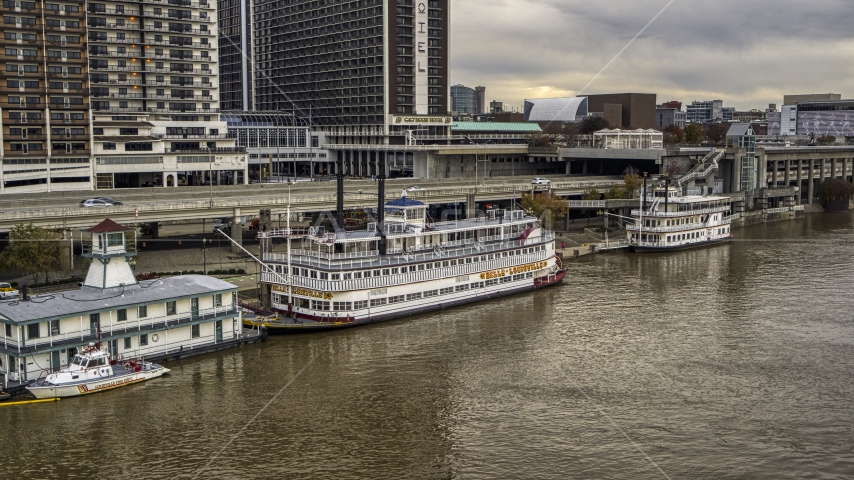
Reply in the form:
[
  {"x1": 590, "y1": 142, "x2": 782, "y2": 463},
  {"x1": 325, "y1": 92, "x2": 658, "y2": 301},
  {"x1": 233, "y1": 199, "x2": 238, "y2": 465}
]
[
  {"x1": 10, "y1": 282, "x2": 18, "y2": 287},
  {"x1": 228, "y1": 268, "x2": 236, "y2": 274},
  {"x1": 237, "y1": 269, "x2": 245, "y2": 274}
]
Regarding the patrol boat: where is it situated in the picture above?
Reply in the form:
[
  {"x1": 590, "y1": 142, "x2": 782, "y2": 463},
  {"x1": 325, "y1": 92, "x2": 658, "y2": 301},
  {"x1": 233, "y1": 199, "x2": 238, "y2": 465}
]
[{"x1": 27, "y1": 343, "x2": 170, "y2": 399}]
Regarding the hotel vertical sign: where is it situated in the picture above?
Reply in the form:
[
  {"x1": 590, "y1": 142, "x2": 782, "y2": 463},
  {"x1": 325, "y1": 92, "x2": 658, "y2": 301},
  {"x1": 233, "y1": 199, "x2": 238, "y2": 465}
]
[{"x1": 415, "y1": 2, "x2": 429, "y2": 115}]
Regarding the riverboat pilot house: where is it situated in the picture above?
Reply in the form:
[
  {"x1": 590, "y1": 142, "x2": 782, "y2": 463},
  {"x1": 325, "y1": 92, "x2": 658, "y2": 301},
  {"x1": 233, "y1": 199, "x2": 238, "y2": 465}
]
[{"x1": 0, "y1": 219, "x2": 244, "y2": 390}]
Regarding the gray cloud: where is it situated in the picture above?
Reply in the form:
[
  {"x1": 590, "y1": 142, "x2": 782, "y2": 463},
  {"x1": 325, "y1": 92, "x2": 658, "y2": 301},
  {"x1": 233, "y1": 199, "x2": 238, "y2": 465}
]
[{"x1": 451, "y1": 0, "x2": 854, "y2": 111}]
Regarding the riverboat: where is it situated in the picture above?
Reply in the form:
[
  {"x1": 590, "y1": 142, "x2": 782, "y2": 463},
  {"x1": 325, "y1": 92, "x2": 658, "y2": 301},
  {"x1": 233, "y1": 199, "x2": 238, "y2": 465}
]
[
  {"x1": 245, "y1": 190, "x2": 566, "y2": 333},
  {"x1": 26, "y1": 343, "x2": 169, "y2": 399},
  {"x1": 627, "y1": 186, "x2": 734, "y2": 253}
]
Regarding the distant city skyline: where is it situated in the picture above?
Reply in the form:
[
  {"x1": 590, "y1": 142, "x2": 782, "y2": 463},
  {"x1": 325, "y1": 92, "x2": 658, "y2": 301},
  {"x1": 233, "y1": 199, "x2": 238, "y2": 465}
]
[{"x1": 450, "y1": 0, "x2": 853, "y2": 112}]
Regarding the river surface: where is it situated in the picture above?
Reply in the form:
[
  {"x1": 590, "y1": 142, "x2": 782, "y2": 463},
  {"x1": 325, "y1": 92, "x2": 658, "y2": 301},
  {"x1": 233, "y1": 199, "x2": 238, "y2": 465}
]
[{"x1": 3, "y1": 212, "x2": 854, "y2": 479}]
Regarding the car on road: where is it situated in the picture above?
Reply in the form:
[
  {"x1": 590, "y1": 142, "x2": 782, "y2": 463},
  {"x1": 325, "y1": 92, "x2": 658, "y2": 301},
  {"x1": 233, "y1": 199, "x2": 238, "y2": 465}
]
[
  {"x1": 405, "y1": 186, "x2": 425, "y2": 192},
  {"x1": 141, "y1": 181, "x2": 156, "y2": 187},
  {"x1": 531, "y1": 178, "x2": 551, "y2": 186},
  {"x1": 95, "y1": 197, "x2": 122, "y2": 205},
  {"x1": 212, "y1": 219, "x2": 233, "y2": 232},
  {"x1": 80, "y1": 198, "x2": 117, "y2": 207}
]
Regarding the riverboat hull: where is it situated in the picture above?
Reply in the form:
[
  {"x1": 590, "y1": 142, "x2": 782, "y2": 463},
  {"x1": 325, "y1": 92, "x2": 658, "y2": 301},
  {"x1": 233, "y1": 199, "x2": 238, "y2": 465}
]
[
  {"x1": 26, "y1": 365, "x2": 170, "y2": 399},
  {"x1": 245, "y1": 270, "x2": 567, "y2": 334},
  {"x1": 629, "y1": 236, "x2": 731, "y2": 253}
]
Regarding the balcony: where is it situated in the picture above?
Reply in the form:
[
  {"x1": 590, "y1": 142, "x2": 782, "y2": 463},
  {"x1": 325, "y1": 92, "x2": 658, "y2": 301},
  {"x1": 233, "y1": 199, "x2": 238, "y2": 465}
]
[
  {"x1": 92, "y1": 106, "x2": 220, "y2": 113},
  {"x1": 164, "y1": 147, "x2": 245, "y2": 153},
  {"x1": 92, "y1": 93, "x2": 214, "y2": 101},
  {"x1": 153, "y1": 133, "x2": 228, "y2": 139}
]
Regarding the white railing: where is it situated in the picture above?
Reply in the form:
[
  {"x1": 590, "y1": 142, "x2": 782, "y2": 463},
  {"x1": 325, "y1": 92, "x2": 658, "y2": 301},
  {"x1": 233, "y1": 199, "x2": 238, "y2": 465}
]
[
  {"x1": 262, "y1": 250, "x2": 550, "y2": 292},
  {"x1": 627, "y1": 222, "x2": 706, "y2": 233},
  {"x1": 567, "y1": 200, "x2": 606, "y2": 208},
  {"x1": 264, "y1": 232, "x2": 554, "y2": 270},
  {"x1": 765, "y1": 207, "x2": 791, "y2": 214},
  {"x1": 631, "y1": 206, "x2": 731, "y2": 217},
  {"x1": 792, "y1": 205, "x2": 805, "y2": 211}
]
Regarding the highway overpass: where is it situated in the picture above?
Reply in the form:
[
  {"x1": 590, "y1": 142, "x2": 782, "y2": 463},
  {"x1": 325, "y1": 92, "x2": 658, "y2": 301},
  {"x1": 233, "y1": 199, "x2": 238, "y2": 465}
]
[{"x1": 0, "y1": 175, "x2": 624, "y2": 232}]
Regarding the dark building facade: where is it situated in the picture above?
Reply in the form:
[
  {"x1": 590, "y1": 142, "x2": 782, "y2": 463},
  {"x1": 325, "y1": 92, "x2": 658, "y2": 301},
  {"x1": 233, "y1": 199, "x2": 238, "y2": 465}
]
[
  {"x1": 0, "y1": 0, "x2": 92, "y2": 193},
  {"x1": 244, "y1": 0, "x2": 450, "y2": 142},
  {"x1": 218, "y1": 0, "x2": 253, "y2": 110},
  {"x1": 583, "y1": 93, "x2": 657, "y2": 129}
]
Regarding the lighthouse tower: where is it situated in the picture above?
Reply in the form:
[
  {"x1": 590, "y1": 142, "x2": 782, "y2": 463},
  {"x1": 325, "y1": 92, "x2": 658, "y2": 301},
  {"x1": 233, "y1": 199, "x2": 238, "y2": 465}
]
[{"x1": 81, "y1": 219, "x2": 138, "y2": 289}]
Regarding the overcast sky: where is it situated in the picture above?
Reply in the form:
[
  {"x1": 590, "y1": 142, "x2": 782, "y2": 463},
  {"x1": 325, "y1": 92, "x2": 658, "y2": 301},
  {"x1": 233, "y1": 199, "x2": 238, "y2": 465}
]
[{"x1": 450, "y1": 0, "x2": 854, "y2": 112}]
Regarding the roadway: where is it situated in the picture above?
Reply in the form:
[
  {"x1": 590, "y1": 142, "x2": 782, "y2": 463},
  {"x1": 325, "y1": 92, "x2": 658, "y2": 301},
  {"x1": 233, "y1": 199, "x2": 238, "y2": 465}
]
[{"x1": 0, "y1": 175, "x2": 623, "y2": 232}]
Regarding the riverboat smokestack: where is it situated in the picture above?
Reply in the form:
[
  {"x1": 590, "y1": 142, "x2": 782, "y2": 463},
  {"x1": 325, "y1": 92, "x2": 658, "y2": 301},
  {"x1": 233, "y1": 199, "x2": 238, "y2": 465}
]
[
  {"x1": 642, "y1": 173, "x2": 648, "y2": 211},
  {"x1": 336, "y1": 154, "x2": 344, "y2": 232},
  {"x1": 377, "y1": 162, "x2": 387, "y2": 256},
  {"x1": 664, "y1": 174, "x2": 669, "y2": 214}
]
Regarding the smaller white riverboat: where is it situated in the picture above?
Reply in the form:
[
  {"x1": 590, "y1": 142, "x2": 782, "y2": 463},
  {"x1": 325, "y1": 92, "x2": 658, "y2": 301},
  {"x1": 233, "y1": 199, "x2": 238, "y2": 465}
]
[
  {"x1": 627, "y1": 186, "x2": 734, "y2": 253},
  {"x1": 26, "y1": 343, "x2": 169, "y2": 399}
]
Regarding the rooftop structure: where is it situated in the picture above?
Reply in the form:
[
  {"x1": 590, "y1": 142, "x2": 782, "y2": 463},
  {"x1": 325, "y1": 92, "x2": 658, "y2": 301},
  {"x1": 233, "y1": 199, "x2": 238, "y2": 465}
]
[
  {"x1": 523, "y1": 97, "x2": 589, "y2": 123},
  {"x1": 594, "y1": 129, "x2": 664, "y2": 150}
]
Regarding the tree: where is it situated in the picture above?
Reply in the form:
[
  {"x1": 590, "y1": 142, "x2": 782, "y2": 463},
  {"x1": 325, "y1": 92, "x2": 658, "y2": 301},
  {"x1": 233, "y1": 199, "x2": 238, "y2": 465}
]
[
  {"x1": 0, "y1": 223, "x2": 64, "y2": 284},
  {"x1": 665, "y1": 162, "x2": 685, "y2": 177},
  {"x1": 705, "y1": 124, "x2": 729, "y2": 143},
  {"x1": 819, "y1": 178, "x2": 854, "y2": 212},
  {"x1": 662, "y1": 124, "x2": 684, "y2": 144},
  {"x1": 623, "y1": 170, "x2": 640, "y2": 198},
  {"x1": 581, "y1": 188, "x2": 601, "y2": 200},
  {"x1": 525, "y1": 132, "x2": 552, "y2": 147},
  {"x1": 684, "y1": 124, "x2": 704, "y2": 144},
  {"x1": 561, "y1": 122, "x2": 581, "y2": 145},
  {"x1": 603, "y1": 185, "x2": 631, "y2": 199},
  {"x1": 580, "y1": 116, "x2": 610, "y2": 134},
  {"x1": 521, "y1": 192, "x2": 569, "y2": 225},
  {"x1": 817, "y1": 135, "x2": 837, "y2": 145}
]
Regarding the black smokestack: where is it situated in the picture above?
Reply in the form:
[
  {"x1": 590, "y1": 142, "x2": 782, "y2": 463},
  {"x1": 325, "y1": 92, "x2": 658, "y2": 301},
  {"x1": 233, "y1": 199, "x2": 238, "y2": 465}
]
[
  {"x1": 377, "y1": 159, "x2": 387, "y2": 256},
  {"x1": 336, "y1": 154, "x2": 344, "y2": 232},
  {"x1": 21, "y1": 284, "x2": 28, "y2": 301}
]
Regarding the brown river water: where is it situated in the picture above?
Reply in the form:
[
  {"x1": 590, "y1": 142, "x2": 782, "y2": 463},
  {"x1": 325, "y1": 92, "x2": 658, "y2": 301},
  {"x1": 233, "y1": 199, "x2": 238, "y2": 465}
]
[{"x1": 2, "y1": 212, "x2": 854, "y2": 479}]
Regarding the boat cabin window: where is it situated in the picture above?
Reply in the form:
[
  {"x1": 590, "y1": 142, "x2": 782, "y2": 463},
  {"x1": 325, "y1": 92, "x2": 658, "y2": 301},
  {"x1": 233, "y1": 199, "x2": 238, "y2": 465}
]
[
  {"x1": 319, "y1": 272, "x2": 328, "y2": 280},
  {"x1": 354, "y1": 271, "x2": 362, "y2": 279},
  {"x1": 300, "y1": 268, "x2": 308, "y2": 277},
  {"x1": 418, "y1": 264, "x2": 425, "y2": 271},
  {"x1": 442, "y1": 261, "x2": 449, "y2": 267},
  {"x1": 292, "y1": 267, "x2": 299, "y2": 276},
  {"x1": 391, "y1": 267, "x2": 399, "y2": 274},
  {"x1": 408, "y1": 265, "x2": 416, "y2": 272},
  {"x1": 310, "y1": 270, "x2": 317, "y2": 279},
  {"x1": 331, "y1": 274, "x2": 340, "y2": 280},
  {"x1": 72, "y1": 355, "x2": 85, "y2": 366},
  {"x1": 343, "y1": 273, "x2": 352, "y2": 280},
  {"x1": 450, "y1": 260, "x2": 457, "y2": 266}
]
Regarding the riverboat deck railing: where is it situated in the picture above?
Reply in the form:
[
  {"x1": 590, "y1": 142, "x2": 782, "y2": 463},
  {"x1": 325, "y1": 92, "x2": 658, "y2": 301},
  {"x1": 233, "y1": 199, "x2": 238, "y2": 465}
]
[
  {"x1": 1, "y1": 305, "x2": 238, "y2": 355},
  {"x1": 264, "y1": 232, "x2": 554, "y2": 271},
  {"x1": 630, "y1": 205, "x2": 731, "y2": 217},
  {"x1": 262, "y1": 249, "x2": 551, "y2": 292}
]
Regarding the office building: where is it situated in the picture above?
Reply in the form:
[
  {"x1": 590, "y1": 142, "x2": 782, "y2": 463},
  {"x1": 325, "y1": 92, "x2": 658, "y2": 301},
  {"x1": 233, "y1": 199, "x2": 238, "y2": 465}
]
[
  {"x1": 248, "y1": 0, "x2": 451, "y2": 144},
  {"x1": 1, "y1": 0, "x2": 92, "y2": 194},
  {"x1": 656, "y1": 108, "x2": 686, "y2": 129},
  {"x1": 686, "y1": 100, "x2": 723, "y2": 123},
  {"x1": 217, "y1": 0, "x2": 253, "y2": 110},
  {"x1": 582, "y1": 93, "x2": 656, "y2": 129},
  {"x1": 451, "y1": 84, "x2": 478, "y2": 115},
  {"x1": 475, "y1": 86, "x2": 485, "y2": 115},
  {"x1": 86, "y1": 0, "x2": 246, "y2": 188},
  {"x1": 783, "y1": 93, "x2": 841, "y2": 105},
  {"x1": 659, "y1": 101, "x2": 682, "y2": 110}
]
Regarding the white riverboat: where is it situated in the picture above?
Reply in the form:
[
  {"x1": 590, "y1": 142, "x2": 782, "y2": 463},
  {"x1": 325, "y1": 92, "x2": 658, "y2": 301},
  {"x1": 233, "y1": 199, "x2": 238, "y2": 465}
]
[
  {"x1": 247, "y1": 191, "x2": 566, "y2": 332},
  {"x1": 26, "y1": 344, "x2": 170, "y2": 399},
  {"x1": 627, "y1": 186, "x2": 734, "y2": 253}
]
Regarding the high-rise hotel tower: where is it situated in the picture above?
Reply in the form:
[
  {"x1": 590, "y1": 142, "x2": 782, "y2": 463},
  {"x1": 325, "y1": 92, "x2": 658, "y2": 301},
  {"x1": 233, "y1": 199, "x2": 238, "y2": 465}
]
[{"x1": 220, "y1": 0, "x2": 451, "y2": 144}]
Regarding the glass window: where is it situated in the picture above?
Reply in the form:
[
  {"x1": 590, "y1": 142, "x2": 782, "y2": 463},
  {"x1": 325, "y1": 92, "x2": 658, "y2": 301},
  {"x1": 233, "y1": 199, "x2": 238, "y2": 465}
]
[
  {"x1": 117, "y1": 309, "x2": 127, "y2": 321},
  {"x1": 191, "y1": 324, "x2": 200, "y2": 338},
  {"x1": 166, "y1": 301, "x2": 177, "y2": 315},
  {"x1": 123, "y1": 337, "x2": 131, "y2": 349},
  {"x1": 214, "y1": 293, "x2": 222, "y2": 307},
  {"x1": 138, "y1": 305, "x2": 148, "y2": 318},
  {"x1": 140, "y1": 333, "x2": 148, "y2": 346},
  {"x1": 27, "y1": 323, "x2": 40, "y2": 339}
]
